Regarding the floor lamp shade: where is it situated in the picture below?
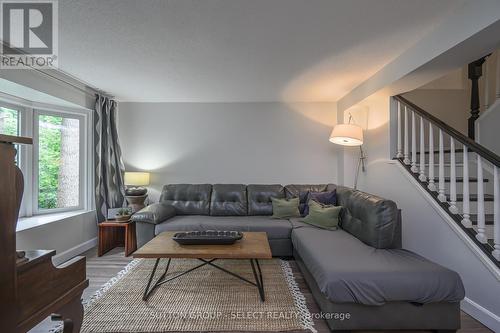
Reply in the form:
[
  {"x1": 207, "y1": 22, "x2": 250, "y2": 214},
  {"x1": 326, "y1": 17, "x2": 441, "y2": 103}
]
[{"x1": 329, "y1": 124, "x2": 363, "y2": 146}]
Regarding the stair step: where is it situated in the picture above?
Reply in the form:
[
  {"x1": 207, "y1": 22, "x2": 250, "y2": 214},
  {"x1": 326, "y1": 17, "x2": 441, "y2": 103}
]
[
  {"x1": 454, "y1": 194, "x2": 495, "y2": 202},
  {"x1": 417, "y1": 149, "x2": 464, "y2": 155},
  {"x1": 470, "y1": 214, "x2": 494, "y2": 225},
  {"x1": 424, "y1": 163, "x2": 464, "y2": 167},
  {"x1": 488, "y1": 239, "x2": 495, "y2": 248},
  {"x1": 443, "y1": 177, "x2": 488, "y2": 183}
]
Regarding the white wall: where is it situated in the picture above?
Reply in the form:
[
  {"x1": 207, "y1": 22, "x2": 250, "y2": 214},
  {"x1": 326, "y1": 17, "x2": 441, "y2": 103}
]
[
  {"x1": 403, "y1": 89, "x2": 469, "y2": 135},
  {"x1": 16, "y1": 212, "x2": 97, "y2": 265},
  {"x1": 478, "y1": 99, "x2": 500, "y2": 155},
  {"x1": 118, "y1": 102, "x2": 338, "y2": 201}
]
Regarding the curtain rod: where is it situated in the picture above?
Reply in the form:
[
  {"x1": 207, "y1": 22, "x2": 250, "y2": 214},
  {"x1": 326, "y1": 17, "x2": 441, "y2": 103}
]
[
  {"x1": 0, "y1": 41, "x2": 114, "y2": 99},
  {"x1": 34, "y1": 67, "x2": 115, "y2": 99}
]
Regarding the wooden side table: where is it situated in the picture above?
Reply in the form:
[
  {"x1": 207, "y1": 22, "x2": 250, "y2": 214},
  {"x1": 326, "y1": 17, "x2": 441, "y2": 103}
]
[{"x1": 98, "y1": 220, "x2": 137, "y2": 257}]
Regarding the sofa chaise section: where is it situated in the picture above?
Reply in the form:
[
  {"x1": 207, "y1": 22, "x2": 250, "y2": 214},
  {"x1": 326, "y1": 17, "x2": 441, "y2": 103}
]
[{"x1": 291, "y1": 186, "x2": 464, "y2": 332}]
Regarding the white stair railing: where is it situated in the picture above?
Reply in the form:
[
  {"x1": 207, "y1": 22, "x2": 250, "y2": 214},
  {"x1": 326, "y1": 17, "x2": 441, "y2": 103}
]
[
  {"x1": 428, "y1": 123, "x2": 436, "y2": 191},
  {"x1": 411, "y1": 111, "x2": 418, "y2": 173},
  {"x1": 496, "y1": 51, "x2": 500, "y2": 100},
  {"x1": 437, "y1": 129, "x2": 446, "y2": 202},
  {"x1": 403, "y1": 106, "x2": 410, "y2": 165},
  {"x1": 449, "y1": 138, "x2": 458, "y2": 214},
  {"x1": 461, "y1": 146, "x2": 472, "y2": 228},
  {"x1": 419, "y1": 116, "x2": 426, "y2": 182},
  {"x1": 396, "y1": 101, "x2": 403, "y2": 158},
  {"x1": 476, "y1": 155, "x2": 487, "y2": 244},
  {"x1": 394, "y1": 95, "x2": 500, "y2": 263},
  {"x1": 493, "y1": 166, "x2": 500, "y2": 260}
]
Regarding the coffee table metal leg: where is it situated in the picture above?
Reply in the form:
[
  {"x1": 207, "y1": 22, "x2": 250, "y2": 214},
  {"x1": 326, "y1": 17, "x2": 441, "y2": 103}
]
[
  {"x1": 142, "y1": 258, "x2": 265, "y2": 302},
  {"x1": 143, "y1": 258, "x2": 172, "y2": 301},
  {"x1": 250, "y1": 259, "x2": 265, "y2": 302},
  {"x1": 143, "y1": 258, "x2": 161, "y2": 301}
]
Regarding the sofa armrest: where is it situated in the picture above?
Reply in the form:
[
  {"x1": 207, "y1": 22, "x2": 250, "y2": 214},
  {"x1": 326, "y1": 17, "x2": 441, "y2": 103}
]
[{"x1": 132, "y1": 203, "x2": 176, "y2": 225}]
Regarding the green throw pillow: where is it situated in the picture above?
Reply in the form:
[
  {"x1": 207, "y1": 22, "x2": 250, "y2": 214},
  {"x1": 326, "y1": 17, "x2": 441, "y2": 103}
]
[
  {"x1": 303, "y1": 200, "x2": 341, "y2": 230},
  {"x1": 271, "y1": 197, "x2": 301, "y2": 219}
]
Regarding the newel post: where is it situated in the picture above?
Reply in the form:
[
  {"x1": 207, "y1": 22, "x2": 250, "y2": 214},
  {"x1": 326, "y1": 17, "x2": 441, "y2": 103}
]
[{"x1": 468, "y1": 56, "x2": 486, "y2": 140}]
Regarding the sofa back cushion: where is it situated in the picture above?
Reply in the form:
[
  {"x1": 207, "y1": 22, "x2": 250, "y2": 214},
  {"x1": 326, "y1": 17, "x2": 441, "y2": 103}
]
[
  {"x1": 210, "y1": 184, "x2": 247, "y2": 216},
  {"x1": 284, "y1": 184, "x2": 336, "y2": 214},
  {"x1": 336, "y1": 186, "x2": 400, "y2": 249},
  {"x1": 160, "y1": 184, "x2": 212, "y2": 215},
  {"x1": 247, "y1": 184, "x2": 285, "y2": 215}
]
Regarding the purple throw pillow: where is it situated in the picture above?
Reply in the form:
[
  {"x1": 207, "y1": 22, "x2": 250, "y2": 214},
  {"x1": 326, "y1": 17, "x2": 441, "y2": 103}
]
[
  {"x1": 297, "y1": 191, "x2": 310, "y2": 215},
  {"x1": 303, "y1": 190, "x2": 337, "y2": 216}
]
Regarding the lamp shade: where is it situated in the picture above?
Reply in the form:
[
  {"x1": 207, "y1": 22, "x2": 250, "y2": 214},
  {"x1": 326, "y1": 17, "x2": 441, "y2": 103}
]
[
  {"x1": 329, "y1": 124, "x2": 363, "y2": 146},
  {"x1": 124, "y1": 172, "x2": 150, "y2": 186}
]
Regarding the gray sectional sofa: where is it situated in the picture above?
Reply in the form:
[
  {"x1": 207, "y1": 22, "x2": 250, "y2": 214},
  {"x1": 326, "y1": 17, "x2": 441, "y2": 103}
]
[{"x1": 132, "y1": 183, "x2": 465, "y2": 332}]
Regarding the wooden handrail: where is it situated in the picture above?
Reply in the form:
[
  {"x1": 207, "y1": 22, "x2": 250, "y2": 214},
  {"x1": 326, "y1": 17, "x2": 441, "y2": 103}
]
[{"x1": 395, "y1": 95, "x2": 500, "y2": 167}]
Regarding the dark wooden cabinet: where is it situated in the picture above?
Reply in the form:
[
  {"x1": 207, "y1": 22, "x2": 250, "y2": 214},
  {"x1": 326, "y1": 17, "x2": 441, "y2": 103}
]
[
  {"x1": 0, "y1": 135, "x2": 24, "y2": 332},
  {"x1": 0, "y1": 134, "x2": 89, "y2": 332}
]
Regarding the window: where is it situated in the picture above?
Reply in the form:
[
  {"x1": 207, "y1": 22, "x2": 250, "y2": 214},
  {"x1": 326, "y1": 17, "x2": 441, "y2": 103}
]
[
  {"x1": 36, "y1": 112, "x2": 83, "y2": 211},
  {"x1": 0, "y1": 105, "x2": 21, "y2": 165},
  {"x1": 0, "y1": 106, "x2": 19, "y2": 136},
  {"x1": 0, "y1": 101, "x2": 91, "y2": 217}
]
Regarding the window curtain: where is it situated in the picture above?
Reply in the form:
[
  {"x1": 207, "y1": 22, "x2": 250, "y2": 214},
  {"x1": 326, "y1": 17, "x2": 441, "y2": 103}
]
[{"x1": 94, "y1": 94, "x2": 125, "y2": 222}]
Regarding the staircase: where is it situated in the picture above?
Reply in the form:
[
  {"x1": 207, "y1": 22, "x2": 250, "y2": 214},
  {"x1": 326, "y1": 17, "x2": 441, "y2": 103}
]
[{"x1": 393, "y1": 95, "x2": 499, "y2": 267}]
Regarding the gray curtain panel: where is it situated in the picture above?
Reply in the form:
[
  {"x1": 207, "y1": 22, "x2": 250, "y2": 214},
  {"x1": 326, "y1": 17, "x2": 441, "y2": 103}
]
[{"x1": 94, "y1": 94, "x2": 126, "y2": 222}]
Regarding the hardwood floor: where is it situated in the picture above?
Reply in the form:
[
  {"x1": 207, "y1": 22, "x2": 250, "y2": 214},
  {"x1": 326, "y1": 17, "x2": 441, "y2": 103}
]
[{"x1": 31, "y1": 247, "x2": 491, "y2": 333}]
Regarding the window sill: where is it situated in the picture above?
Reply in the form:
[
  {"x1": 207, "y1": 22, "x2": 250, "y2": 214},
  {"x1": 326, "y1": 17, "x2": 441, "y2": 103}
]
[{"x1": 17, "y1": 210, "x2": 94, "y2": 232}]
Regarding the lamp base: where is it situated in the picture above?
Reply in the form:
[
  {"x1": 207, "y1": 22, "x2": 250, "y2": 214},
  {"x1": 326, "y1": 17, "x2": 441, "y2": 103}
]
[
  {"x1": 354, "y1": 145, "x2": 366, "y2": 190},
  {"x1": 126, "y1": 194, "x2": 148, "y2": 212},
  {"x1": 125, "y1": 186, "x2": 147, "y2": 196}
]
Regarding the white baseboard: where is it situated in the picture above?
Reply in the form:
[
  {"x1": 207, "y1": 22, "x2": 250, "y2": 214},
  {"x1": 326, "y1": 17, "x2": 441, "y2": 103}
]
[
  {"x1": 461, "y1": 297, "x2": 500, "y2": 332},
  {"x1": 52, "y1": 237, "x2": 97, "y2": 266}
]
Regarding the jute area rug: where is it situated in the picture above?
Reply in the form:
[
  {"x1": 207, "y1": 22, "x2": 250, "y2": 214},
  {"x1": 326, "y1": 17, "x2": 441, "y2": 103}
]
[{"x1": 80, "y1": 258, "x2": 316, "y2": 333}]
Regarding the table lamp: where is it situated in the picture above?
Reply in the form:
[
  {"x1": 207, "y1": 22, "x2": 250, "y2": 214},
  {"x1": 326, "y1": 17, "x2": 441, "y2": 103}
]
[
  {"x1": 124, "y1": 172, "x2": 150, "y2": 196},
  {"x1": 329, "y1": 115, "x2": 365, "y2": 189}
]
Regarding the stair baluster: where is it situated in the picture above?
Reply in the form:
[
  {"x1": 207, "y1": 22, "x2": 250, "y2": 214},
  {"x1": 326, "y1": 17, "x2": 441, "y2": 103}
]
[
  {"x1": 449, "y1": 138, "x2": 458, "y2": 214},
  {"x1": 437, "y1": 129, "x2": 447, "y2": 202},
  {"x1": 461, "y1": 146, "x2": 472, "y2": 227},
  {"x1": 428, "y1": 123, "x2": 436, "y2": 191},
  {"x1": 411, "y1": 110, "x2": 418, "y2": 173},
  {"x1": 419, "y1": 116, "x2": 426, "y2": 182},
  {"x1": 493, "y1": 166, "x2": 500, "y2": 260},
  {"x1": 403, "y1": 106, "x2": 410, "y2": 165},
  {"x1": 476, "y1": 155, "x2": 487, "y2": 244},
  {"x1": 496, "y1": 52, "x2": 500, "y2": 100},
  {"x1": 396, "y1": 101, "x2": 403, "y2": 158}
]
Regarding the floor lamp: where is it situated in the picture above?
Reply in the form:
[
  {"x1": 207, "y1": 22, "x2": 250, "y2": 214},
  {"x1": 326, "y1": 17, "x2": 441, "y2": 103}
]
[{"x1": 329, "y1": 118, "x2": 365, "y2": 189}]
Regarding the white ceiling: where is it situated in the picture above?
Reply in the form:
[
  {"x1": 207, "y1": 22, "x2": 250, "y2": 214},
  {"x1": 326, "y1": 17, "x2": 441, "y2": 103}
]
[{"x1": 58, "y1": 0, "x2": 461, "y2": 102}]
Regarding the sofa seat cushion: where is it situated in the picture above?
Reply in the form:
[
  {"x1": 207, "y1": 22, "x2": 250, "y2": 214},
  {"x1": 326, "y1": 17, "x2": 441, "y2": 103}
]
[
  {"x1": 155, "y1": 215, "x2": 292, "y2": 239},
  {"x1": 291, "y1": 227, "x2": 465, "y2": 306}
]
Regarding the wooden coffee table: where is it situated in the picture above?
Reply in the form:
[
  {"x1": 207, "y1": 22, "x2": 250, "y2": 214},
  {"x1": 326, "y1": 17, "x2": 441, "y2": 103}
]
[{"x1": 133, "y1": 231, "x2": 272, "y2": 302}]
